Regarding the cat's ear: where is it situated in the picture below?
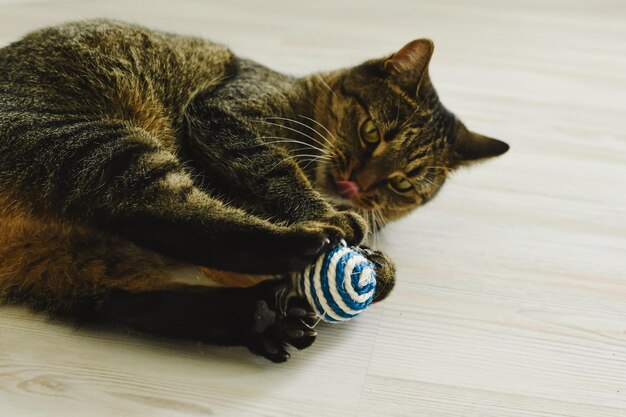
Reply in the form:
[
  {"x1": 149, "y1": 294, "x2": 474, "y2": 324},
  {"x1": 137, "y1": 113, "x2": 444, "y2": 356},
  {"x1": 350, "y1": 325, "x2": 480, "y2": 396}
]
[
  {"x1": 383, "y1": 39, "x2": 434, "y2": 96},
  {"x1": 453, "y1": 125, "x2": 509, "y2": 165}
]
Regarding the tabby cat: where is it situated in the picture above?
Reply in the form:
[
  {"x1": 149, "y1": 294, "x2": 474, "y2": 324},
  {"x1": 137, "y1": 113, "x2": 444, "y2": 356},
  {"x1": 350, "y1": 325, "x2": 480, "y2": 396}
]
[{"x1": 0, "y1": 20, "x2": 508, "y2": 362}]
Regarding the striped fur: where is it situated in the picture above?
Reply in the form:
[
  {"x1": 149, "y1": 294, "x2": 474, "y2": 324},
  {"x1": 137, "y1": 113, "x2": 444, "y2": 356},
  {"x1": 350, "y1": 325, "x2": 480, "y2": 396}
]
[{"x1": 0, "y1": 20, "x2": 506, "y2": 360}]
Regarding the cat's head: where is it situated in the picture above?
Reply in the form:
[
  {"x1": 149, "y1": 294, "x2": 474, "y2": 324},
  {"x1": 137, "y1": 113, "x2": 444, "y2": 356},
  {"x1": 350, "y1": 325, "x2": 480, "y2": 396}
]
[{"x1": 311, "y1": 39, "x2": 509, "y2": 225}]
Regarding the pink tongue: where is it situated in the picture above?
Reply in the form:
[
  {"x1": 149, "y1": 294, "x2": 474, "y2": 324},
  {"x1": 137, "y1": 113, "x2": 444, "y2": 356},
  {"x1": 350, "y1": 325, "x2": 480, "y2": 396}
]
[{"x1": 335, "y1": 181, "x2": 359, "y2": 198}]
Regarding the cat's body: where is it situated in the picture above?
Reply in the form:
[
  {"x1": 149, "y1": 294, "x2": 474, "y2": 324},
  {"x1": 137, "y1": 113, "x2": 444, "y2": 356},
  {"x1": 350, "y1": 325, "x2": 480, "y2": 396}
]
[{"x1": 0, "y1": 20, "x2": 508, "y2": 361}]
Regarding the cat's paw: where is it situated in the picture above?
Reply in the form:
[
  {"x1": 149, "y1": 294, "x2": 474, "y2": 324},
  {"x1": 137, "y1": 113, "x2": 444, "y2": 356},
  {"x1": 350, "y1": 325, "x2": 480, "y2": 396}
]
[
  {"x1": 272, "y1": 211, "x2": 367, "y2": 272},
  {"x1": 323, "y1": 210, "x2": 368, "y2": 246},
  {"x1": 361, "y1": 247, "x2": 396, "y2": 302},
  {"x1": 249, "y1": 222, "x2": 340, "y2": 274},
  {"x1": 277, "y1": 221, "x2": 344, "y2": 268},
  {"x1": 246, "y1": 282, "x2": 318, "y2": 363}
]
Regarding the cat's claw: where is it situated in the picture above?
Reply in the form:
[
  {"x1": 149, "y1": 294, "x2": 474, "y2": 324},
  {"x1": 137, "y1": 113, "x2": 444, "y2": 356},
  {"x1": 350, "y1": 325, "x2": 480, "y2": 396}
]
[
  {"x1": 282, "y1": 221, "x2": 343, "y2": 267},
  {"x1": 276, "y1": 212, "x2": 366, "y2": 273},
  {"x1": 247, "y1": 288, "x2": 318, "y2": 363},
  {"x1": 323, "y1": 210, "x2": 368, "y2": 246}
]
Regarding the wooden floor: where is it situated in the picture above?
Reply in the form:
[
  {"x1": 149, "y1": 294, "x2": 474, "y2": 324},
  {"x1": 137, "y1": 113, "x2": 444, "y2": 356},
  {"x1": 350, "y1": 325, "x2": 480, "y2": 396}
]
[{"x1": 1, "y1": 0, "x2": 625, "y2": 416}]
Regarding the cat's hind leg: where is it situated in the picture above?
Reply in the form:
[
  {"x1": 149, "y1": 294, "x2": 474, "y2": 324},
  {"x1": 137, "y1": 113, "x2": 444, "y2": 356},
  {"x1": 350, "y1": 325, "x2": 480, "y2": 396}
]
[
  {"x1": 0, "y1": 192, "x2": 174, "y2": 314},
  {"x1": 0, "y1": 196, "x2": 316, "y2": 362},
  {"x1": 97, "y1": 279, "x2": 318, "y2": 363}
]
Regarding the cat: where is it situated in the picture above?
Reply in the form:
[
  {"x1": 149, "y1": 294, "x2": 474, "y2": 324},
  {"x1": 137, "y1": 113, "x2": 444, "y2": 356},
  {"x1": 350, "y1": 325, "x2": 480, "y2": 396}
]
[{"x1": 0, "y1": 20, "x2": 508, "y2": 362}]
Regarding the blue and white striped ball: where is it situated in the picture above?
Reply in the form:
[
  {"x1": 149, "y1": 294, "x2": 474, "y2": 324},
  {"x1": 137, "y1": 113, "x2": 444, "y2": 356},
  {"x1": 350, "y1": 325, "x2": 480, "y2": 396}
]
[{"x1": 294, "y1": 242, "x2": 377, "y2": 323}]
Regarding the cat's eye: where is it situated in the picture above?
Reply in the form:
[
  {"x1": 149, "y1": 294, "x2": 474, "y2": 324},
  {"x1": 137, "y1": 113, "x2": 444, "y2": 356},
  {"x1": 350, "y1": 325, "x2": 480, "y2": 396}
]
[
  {"x1": 360, "y1": 119, "x2": 381, "y2": 146},
  {"x1": 389, "y1": 175, "x2": 412, "y2": 192}
]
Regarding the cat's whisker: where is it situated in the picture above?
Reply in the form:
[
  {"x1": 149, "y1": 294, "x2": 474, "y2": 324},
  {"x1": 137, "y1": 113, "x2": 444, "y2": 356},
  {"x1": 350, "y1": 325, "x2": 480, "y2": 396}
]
[
  {"x1": 300, "y1": 157, "x2": 330, "y2": 170},
  {"x1": 301, "y1": 160, "x2": 317, "y2": 170},
  {"x1": 300, "y1": 156, "x2": 330, "y2": 163},
  {"x1": 366, "y1": 210, "x2": 379, "y2": 247},
  {"x1": 290, "y1": 156, "x2": 333, "y2": 168},
  {"x1": 254, "y1": 136, "x2": 330, "y2": 156},
  {"x1": 255, "y1": 118, "x2": 335, "y2": 153},
  {"x1": 371, "y1": 207, "x2": 387, "y2": 243},
  {"x1": 312, "y1": 159, "x2": 340, "y2": 187},
  {"x1": 264, "y1": 115, "x2": 334, "y2": 148},
  {"x1": 369, "y1": 210, "x2": 379, "y2": 246},
  {"x1": 296, "y1": 153, "x2": 333, "y2": 161},
  {"x1": 268, "y1": 155, "x2": 306, "y2": 172},
  {"x1": 318, "y1": 157, "x2": 337, "y2": 170},
  {"x1": 296, "y1": 114, "x2": 339, "y2": 150},
  {"x1": 377, "y1": 207, "x2": 388, "y2": 229},
  {"x1": 253, "y1": 119, "x2": 328, "y2": 151},
  {"x1": 314, "y1": 74, "x2": 337, "y2": 98},
  {"x1": 290, "y1": 147, "x2": 333, "y2": 157},
  {"x1": 361, "y1": 209, "x2": 369, "y2": 229},
  {"x1": 425, "y1": 165, "x2": 453, "y2": 174},
  {"x1": 269, "y1": 152, "x2": 333, "y2": 172},
  {"x1": 419, "y1": 177, "x2": 438, "y2": 190}
]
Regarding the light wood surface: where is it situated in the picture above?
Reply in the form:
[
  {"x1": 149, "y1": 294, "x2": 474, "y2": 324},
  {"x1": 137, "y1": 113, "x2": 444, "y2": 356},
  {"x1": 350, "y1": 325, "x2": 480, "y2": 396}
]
[{"x1": 1, "y1": 0, "x2": 625, "y2": 416}]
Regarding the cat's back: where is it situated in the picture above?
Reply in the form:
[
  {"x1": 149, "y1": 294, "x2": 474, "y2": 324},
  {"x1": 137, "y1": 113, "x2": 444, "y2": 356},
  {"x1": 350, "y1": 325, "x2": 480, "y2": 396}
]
[{"x1": 0, "y1": 19, "x2": 233, "y2": 120}]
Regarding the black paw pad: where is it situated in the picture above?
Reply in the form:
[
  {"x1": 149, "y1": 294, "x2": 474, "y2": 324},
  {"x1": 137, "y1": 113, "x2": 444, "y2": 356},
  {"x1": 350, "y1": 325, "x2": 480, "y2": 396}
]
[
  {"x1": 252, "y1": 300, "x2": 276, "y2": 333},
  {"x1": 247, "y1": 291, "x2": 318, "y2": 362}
]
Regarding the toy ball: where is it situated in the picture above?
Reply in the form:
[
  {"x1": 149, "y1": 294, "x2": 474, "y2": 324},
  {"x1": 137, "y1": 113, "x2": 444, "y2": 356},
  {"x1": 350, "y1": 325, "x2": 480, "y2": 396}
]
[{"x1": 294, "y1": 241, "x2": 377, "y2": 323}]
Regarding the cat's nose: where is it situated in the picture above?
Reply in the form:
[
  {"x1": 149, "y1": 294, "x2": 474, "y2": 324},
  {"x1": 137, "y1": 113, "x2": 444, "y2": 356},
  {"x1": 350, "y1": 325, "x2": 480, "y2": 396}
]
[
  {"x1": 335, "y1": 180, "x2": 360, "y2": 199},
  {"x1": 353, "y1": 169, "x2": 379, "y2": 192}
]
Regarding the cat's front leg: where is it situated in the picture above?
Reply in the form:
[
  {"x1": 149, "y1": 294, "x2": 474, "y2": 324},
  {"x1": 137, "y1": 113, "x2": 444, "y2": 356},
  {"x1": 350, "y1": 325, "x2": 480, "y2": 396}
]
[{"x1": 184, "y1": 96, "x2": 368, "y2": 247}]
